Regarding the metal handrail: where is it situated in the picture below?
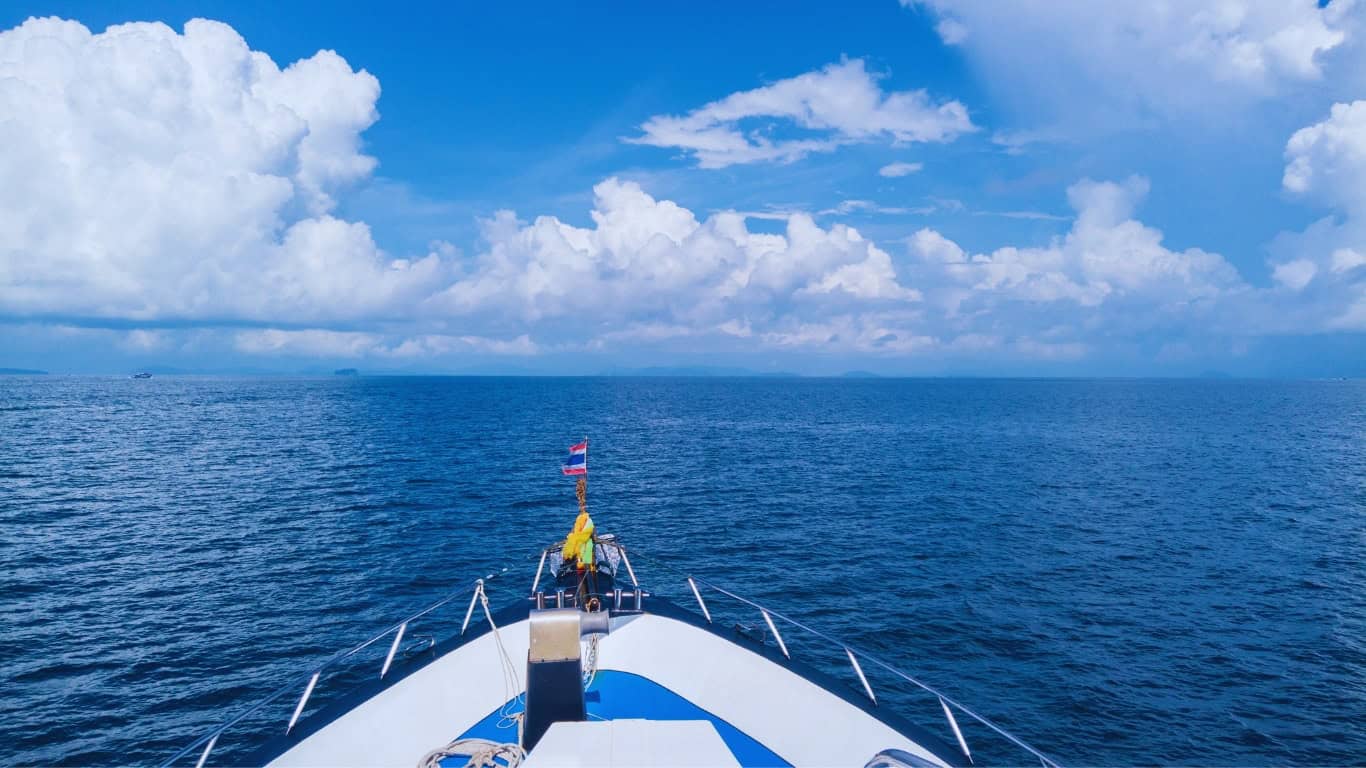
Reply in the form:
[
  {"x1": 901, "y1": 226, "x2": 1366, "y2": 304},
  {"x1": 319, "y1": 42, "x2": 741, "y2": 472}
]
[
  {"x1": 163, "y1": 552, "x2": 1060, "y2": 768},
  {"x1": 161, "y1": 575, "x2": 501, "y2": 767},
  {"x1": 687, "y1": 575, "x2": 1062, "y2": 768}
]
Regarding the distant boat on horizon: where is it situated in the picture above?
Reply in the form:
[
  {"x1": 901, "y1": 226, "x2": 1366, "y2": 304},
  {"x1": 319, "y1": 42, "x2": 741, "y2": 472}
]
[{"x1": 131, "y1": 372, "x2": 152, "y2": 379}]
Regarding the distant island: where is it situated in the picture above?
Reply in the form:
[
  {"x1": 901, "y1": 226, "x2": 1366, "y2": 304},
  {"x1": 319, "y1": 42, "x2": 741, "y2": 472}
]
[
  {"x1": 0, "y1": 367, "x2": 48, "y2": 375},
  {"x1": 334, "y1": 368, "x2": 360, "y2": 376}
]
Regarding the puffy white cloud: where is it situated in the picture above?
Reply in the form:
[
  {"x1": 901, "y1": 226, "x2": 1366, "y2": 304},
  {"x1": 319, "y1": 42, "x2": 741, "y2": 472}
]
[
  {"x1": 424, "y1": 175, "x2": 1273, "y2": 360},
  {"x1": 905, "y1": 177, "x2": 1245, "y2": 334},
  {"x1": 432, "y1": 178, "x2": 923, "y2": 327},
  {"x1": 1270, "y1": 101, "x2": 1366, "y2": 330},
  {"x1": 0, "y1": 14, "x2": 940, "y2": 363},
  {"x1": 629, "y1": 59, "x2": 974, "y2": 168},
  {"x1": 906, "y1": 0, "x2": 1357, "y2": 125},
  {"x1": 0, "y1": 17, "x2": 448, "y2": 324},
  {"x1": 4, "y1": 14, "x2": 1359, "y2": 366},
  {"x1": 878, "y1": 161, "x2": 924, "y2": 177},
  {"x1": 1283, "y1": 100, "x2": 1366, "y2": 214}
]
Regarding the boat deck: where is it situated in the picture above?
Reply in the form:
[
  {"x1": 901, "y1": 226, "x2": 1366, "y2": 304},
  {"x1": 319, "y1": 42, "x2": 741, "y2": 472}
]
[
  {"x1": 265, "y1": 610, "x2": 958, "y2": 768},
  {"x1": 455, "y1": 670, "x2": 789, "y2": 766},
  {"x1": 168, "y1": 555, "x2": 1058, "y2": 768}
]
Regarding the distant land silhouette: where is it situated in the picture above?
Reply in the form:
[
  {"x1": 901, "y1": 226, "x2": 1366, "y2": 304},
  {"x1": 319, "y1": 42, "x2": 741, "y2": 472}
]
[{"x1": 0, "y1": 367, "x2": 47, "y2": 375}]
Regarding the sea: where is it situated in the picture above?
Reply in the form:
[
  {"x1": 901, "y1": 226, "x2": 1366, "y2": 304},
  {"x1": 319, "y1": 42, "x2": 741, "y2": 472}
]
[{"x1": 1, "y1": 376, "x2": 1363, "y2": 766}]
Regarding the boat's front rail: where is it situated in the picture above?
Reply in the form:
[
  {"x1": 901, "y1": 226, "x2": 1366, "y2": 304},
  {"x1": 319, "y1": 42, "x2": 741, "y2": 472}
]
[
  {"x1": 682, "y1": 575, "x2": 1061, "y2": 768},
  {"x1": 161, "y1": 547, "x2": 1062, "y2": 768}
]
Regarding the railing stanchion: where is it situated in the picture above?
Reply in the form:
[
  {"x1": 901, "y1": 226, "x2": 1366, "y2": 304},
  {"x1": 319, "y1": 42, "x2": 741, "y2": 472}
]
[
  {"x1": 162, "y1": 577, "x2": 504, "y2": 768},
  {"x1": 461, "y1": 580, "x2": 483, "y2": 635},
  {"x1": 620, "y1": 548, "x2": 639, "y2": 587},
  {"x1": 846, "y1": 647, "x2": 876, "y2": 704},
  {"x1": 380, "y1": 622, "x2": 407, "y2": 679},
  {"x1": 761, "y1": 609, "x2": 789, "y2": 659},
  {"x1": 687, "y1": 575, "x2": 1059, "y2": 766},
  {"x1": 286, "y1": 672, "x2": 320, "y2": 735},
  {"x1": 940, "y1": 696, "x2": 973, "y2": 765},
  {"x1": 687, "y1": 577, "x2": 712, "y2": 623},
  {"x1": 193, "y1": 733, "x2": 218, "y2": 768},
  {"x1": 168, "y1": 573, "x2": 1062, "y2": 768},
  {"x1": 531, "y1": 550, "x2": 548, "y2": 594}
]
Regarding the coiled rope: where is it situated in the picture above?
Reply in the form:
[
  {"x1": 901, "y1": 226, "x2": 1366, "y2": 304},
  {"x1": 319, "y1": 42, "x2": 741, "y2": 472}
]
[
  {"x1": 416, "y1": 739, "x2": 523, "y2": 768},
  {"x1": 582, "y1": 634, "x2": 600, "y2": 690}
]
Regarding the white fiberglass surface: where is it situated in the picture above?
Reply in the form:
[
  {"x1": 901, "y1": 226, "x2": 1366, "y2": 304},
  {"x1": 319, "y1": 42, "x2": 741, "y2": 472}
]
[
  {"x1": 269, "y1": 612, "x2": 949, "y2": 768},
  {"x1": 267, "y1": 619, "x2": 532, "y2": 768},
  {"x1": 595, "y1": 615, "x2": 949, "y2": 768},
  {"x1": 522, "y1": 720, "x2": 740, "y2": 767}
]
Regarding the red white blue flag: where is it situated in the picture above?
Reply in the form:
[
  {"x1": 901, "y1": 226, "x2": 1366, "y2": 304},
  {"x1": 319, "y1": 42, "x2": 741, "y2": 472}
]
[{"x1": 562, "y1": 440, "x2": 587, "y2": 476}]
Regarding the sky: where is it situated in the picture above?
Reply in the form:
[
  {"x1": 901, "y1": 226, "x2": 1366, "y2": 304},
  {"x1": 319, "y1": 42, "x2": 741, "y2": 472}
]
[{"x1": 1, "y1": 1, "x2": 1364, "y2": 375}]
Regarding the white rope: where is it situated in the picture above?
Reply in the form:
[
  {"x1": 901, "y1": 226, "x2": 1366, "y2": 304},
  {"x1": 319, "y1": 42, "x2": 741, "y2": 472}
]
[
  {"x1": 581, "y1": 635, "x2": 600, "y2": 690},
  {"x1": 479, "y1": 585, "x2": 524, "y2": 734},
  {"x1": 416, "y1": 738, "x2": 523, "y2": 768},
  {"x1": 415, "y1": 584, "x2": 525, "y2": 768}
]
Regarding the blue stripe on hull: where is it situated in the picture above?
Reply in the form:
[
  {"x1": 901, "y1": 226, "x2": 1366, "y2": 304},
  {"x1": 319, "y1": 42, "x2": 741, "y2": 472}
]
[{"x1": 454, "y1": 670, "x2": 791, "y2": 767}]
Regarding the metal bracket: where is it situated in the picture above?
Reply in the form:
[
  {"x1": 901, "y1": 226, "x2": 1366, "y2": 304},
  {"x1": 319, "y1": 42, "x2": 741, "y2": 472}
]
[
  {"x1": 286, "y1": 671, "x2": 320, "y2": 735},
  {"x1": 461, "y1": 580, "x2": 484, "y2": 635},
  {"x1": 193, "y1": 734, "x2": 218, "y2": 768},
  {"x1": 941, "y1": 696, "x2": 973, "y2": 765},
  {"x1": 761, "y1": 609, "x2": 789, "y2": 659},
  {"x1": 380, "y1": 623, "x2": 406, "y2": 679},
  {"x1": 531, "y1": 549, "x2": 548, "y2": 594},
  {"x1": 620, "y1": 547, "x2": 639, "y2": 586},
  {"x1": 687, "y1": 577, "x2": 712, "y2": 623},
  {"x1": 846, "y1": 647, "x2": 876, "y2": 704}
]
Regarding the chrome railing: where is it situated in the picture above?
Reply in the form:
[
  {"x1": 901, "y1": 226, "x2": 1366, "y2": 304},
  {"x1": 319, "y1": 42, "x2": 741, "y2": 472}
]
[
  {"x1": 685, "y1": 575, "x2": 1063, "y2": 768},
  {"x1": 160, "y1": 574, "x2": 503, "y2": 768},
  {"x1": 163, "y1": 548, "x2": 1061, "y2": 768}
]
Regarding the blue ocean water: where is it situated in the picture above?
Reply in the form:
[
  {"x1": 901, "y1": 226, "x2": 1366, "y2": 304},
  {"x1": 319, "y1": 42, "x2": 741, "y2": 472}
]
[{"x1": 1, "y1": 376, "x2": 1363, "y2": 766}]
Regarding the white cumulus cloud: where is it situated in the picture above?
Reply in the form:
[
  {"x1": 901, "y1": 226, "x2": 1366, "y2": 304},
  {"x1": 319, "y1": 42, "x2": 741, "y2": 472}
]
[
  {"x1": 431, "y1": 178, "x2": 922, "y2": 334},
  {"x1": 906, "y1": 0, "x2": 1357, "y2": 126},
  {"x1": 0, "y1": 17, "x2": 449, "y2": 325},
  {"x1": 905, "y1": 176, "x2": 1245, "y2": 335},
  {"x1": 629, "y1": 58, "x2": 974, "y2": 168},
  {"x1": 5, "y1": 15, "x2": 1363, "y2": 367},
  {"x1": 1271, "y1": 100, "x2": 1366, "y2": 329},
  {"x1": 1283, "y1": 100, "x2": 1366, "y2": 214}
]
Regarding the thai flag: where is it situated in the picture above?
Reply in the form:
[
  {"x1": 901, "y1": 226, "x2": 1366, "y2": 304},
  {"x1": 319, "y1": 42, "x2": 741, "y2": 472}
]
[{"x1": 562, "y1": 440, "x2": 587, "y2": 476}]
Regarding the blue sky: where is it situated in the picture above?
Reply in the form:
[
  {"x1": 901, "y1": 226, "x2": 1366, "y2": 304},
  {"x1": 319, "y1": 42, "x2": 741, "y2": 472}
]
[{"x1": 1, "y1": 1, "x2": 1364, "y2": 375}]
